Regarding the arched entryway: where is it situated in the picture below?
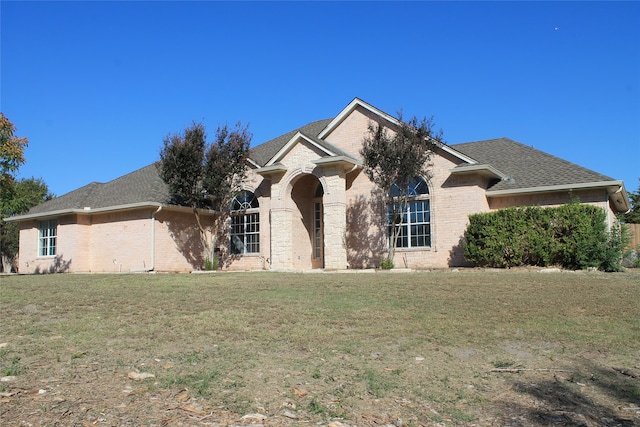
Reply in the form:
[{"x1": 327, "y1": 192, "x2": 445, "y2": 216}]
[{"x1": 290, "y1": 174, "x2": 324, "y2": 269}]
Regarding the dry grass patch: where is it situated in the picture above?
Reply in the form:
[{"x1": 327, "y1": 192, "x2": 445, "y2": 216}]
[{"x1": 1, "y1": 270, "x2": 639, "y2": 426}]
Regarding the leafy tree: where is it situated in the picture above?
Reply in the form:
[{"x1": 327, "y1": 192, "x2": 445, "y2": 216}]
[
  {"x1": 623, "y1": 179, "x2": 640, "y2": 224},
  {"x1": 0, "y1": 113, "x2": 28, "y2": 192},
  {"x1": 0, "y1": 178, "x2": 53, "y2": 272},
  {"x1": 159, "y1": 121, "x2": 251, "y2": 265},
  {"x1": 360, "y1": 114, "x2": 444, "y2": 266},
  {"x1": 0, "y1": 113, "x2": 28, "y2": 272},
  {"x1": 1, "y1": 113, "x2": 29, "y2": 221}
]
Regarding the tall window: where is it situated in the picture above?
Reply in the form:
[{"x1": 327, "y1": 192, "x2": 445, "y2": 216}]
[
  {"x1": 230, "y1": 191, "x2": 259, "y2": 255},
  {"x1": 39, "y1": 219, "x2": 57, "y2": 256},
  {"x1": 388, "y1": 177, "x2": 431, "y2": 248},
  {"x1": 314, "y1": 202, "x2": 322, "y2": 259},
  {"x1": 313, "y1": 183, "x2": 323, "y2": 259}
]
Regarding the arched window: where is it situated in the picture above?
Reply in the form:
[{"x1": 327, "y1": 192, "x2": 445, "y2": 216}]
[
  {"x1": 230, "y1": 191, "x2": 259, "y2": 254},
  {"x1": 388, "y1": 176, "x2": 431, "y2": 248}
]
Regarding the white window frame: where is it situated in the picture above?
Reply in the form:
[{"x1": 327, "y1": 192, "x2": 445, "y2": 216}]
[
  {"x1": 38, "y1": 219, "x2": 57, "y2": 257},
  {"x1": 230, "y1": 191, "x2": 260, "y2": 255},
  {"x1": 387, "y1": 177, "x2": 431, "y2": 249}
]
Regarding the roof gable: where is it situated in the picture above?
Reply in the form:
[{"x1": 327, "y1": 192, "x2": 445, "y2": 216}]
[
  {"x1": 249, "y1": 119, "x2": 332, "y2": 167},
  {"x1": 252, "y1": 98, "x2": 476, "y2": 169},
  {"x1": 317, "y1": 98, "x2": 397, "y2": 140},
  {"x1": 266, "y1": 132, "x2": 336, "y2": 166}
]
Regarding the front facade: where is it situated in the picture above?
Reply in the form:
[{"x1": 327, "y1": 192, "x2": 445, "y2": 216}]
[{"x1": 8, "y1": 98, "x2": 630, "y2": 273}]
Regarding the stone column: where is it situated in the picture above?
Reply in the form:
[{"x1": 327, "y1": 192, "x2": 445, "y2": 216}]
[
  {"x1": 269, "y1": 207, "x2": 293, "y2": 270},
  {"x1": 267, "y1": 174, "x2": 294, "y2": 270},
  {"x1": 322, "y1": 170, "x2": 348, "y2": 270}
]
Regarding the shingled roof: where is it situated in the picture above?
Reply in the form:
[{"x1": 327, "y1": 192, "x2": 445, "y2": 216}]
[
  {"x1": 11, "y1": 108, "x2": 628, "y2": 221},
  {"x1": 249, "y1": 119, "x2": 334, "y2": 166},
  {"x1": 450, "y1": 137, "x2": 616, "y2": 192},
  {"x1": 17, "y1": 163, "x2": 171, "y2": 218}
]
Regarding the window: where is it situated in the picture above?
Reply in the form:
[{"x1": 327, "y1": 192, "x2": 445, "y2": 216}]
[
  {"x1": 313, "y1": 183, "x2": 323, "y2": 259},
  {"x1": 230, "y1": 191, "x2": 259, "y2": 254},
  {"x1": 39, "y1": 219, "x2": 57, "y2": 256},
  {"x1": 388, "y1": 177, "x2": 431, "y2": 248},
  {"x1": 313, "y1": 202, "x2": 322, "y2": 258}
]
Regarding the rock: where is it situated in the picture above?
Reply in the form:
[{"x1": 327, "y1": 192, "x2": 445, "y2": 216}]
[
  {"x1": 283, "y1": 410, "x2": 298, "y2": 419},
  {"x1": 241, "y1": 413, "x2": 267, "y2": 422},
  {"x1": 292, "y1": 386, "x2": 308, "y2": 397},
  {"x1": 127, "y1": 371, "x2": 155, "y2": 381},
  {"x1": 175, "y1": 390, "x2": 190, "y2": 402},
  {"x1": 539, "y1": 267, "x2": 561, "y2": 273}
]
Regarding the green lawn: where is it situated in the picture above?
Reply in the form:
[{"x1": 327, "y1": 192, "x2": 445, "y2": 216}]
[{"x1": 1, "y1": 270, "x2": 639, "y2": 426}]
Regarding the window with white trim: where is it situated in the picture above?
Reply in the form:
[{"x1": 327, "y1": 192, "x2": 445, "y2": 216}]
[
  {"x1": 230, "y1": 191, "x2": 259, "y2": 255},
  {"x1": 38, "y1": 219, "x2": 57, "y2": 257},
  {"x1": 388, "y1": 177, "x2": 431, "y2": 248}
]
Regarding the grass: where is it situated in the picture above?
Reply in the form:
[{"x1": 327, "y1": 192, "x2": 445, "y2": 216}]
[{"x1": 1, "y1": 270, "x2": 639, "y2": 425}]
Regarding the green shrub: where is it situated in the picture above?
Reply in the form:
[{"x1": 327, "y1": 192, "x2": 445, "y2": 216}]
[
  {"x1": 379, "y1": 257, "x2": 395, "y2": 270},
  {"x1": 622, "y1": 246, "x2": 639, "y2": 268},
  {"x1": 204, "y1": 256, "x2": 218, "y2": 271},
  {"x1": 601, "y1": 223, "x2": 631, "y2": 272},
  {"x1": 463, "y1": 203, "x2": 626, "y2": 271}
]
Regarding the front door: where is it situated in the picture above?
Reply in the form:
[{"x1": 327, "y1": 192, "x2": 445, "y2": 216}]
[{"x1": 291, "y1": 175, "x2": 324, "y2": 270}]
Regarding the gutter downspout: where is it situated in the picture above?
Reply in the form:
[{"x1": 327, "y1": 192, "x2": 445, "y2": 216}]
[{"x1": 131, "y1": 205, "x2": 163, "y2": 272}]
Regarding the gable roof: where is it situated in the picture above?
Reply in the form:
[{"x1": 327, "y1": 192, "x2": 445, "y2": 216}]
[
  {"x1": 7, "y1": 163, "x2": 173, "y2": 221},
  {"x1": 451, "y1": 137, "x2": 616, "y2": 191},
  {"x1": 9, "y1": 100, "x2": 629, "y2": 220},
  {"x1": 450, "y1": 138, "x2": 629, "y2": 212},
  {"x1": 249, "y1": 119, "x2": 333, "y2": 167},
  {"x1": 250, "y1": 98, "x2": 472, "y2": 169}
]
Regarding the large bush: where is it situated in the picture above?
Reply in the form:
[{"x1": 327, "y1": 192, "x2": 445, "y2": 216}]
[{"x1": 463, "y1": 203, "x2": 626, "y2": 271}]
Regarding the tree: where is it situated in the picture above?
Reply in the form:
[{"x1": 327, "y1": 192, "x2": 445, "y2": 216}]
[
  {"x1": 159, "y1": 121, "x2": 251, "y2": 266},
  {"x1": 0, "y1": 178, "x2": 53, "y2": 272},
  {"x1": 0, "y1": 113, "x2": 30, "y2": 272},
  {"x1": 360, "y1": 114, "x2": 444, "y2": 267},
  {"x1": 623, "y1": 179, "x2": 640, "y2": 224},
  {"x1": 1, "y1": 113, "x2": 29, "y2": 222}
]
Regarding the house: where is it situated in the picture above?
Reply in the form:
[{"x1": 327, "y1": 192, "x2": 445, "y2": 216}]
[{"x1": 7, "y1": 98, "x2": 630, "y2": 273}]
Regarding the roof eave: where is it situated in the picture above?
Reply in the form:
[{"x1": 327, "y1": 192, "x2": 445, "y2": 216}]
[
  {"x1": 312, "y1": 156, "x2": 363, "y2": 172},
  {"x1": 439, "y1": 145, "x2": 478, "y2": 165},
  {"x1": 486, "y1": 180, "x2": 631, "y2": 212},
  {"x1": 246, "y1": 158, "x2": 261, "y2": 168},
  {"x1": 4, "y1": 202, "x2": 217, "y2": 222},
  {"x1": 255, "y1": 163, "x2": 288, "y2": 177},
  {"x1": 450, "y1": 164, "x2": 507, "y2": 180}
]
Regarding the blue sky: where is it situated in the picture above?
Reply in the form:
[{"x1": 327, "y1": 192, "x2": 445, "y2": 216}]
[{"x1": 2, "y1": 1, "x2": 639, "y2": 197}]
